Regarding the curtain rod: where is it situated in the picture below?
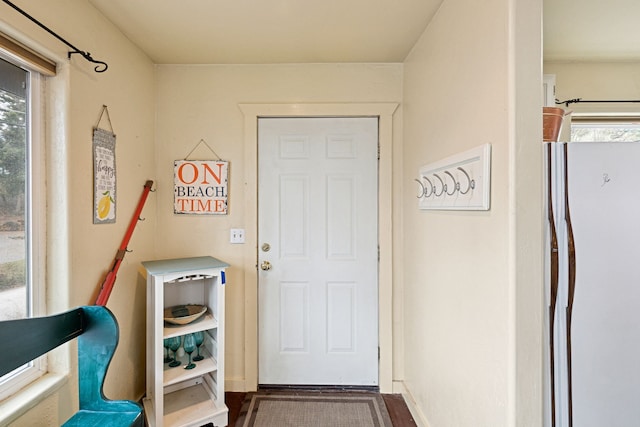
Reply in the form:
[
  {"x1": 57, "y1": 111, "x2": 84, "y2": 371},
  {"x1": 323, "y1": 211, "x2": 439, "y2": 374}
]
[
  {"x1": 2, "y1": 0, "x2": 108, "y2": 72},
  {"x1": 556, "y1": 98, "x2": 640, "y2": 107}
]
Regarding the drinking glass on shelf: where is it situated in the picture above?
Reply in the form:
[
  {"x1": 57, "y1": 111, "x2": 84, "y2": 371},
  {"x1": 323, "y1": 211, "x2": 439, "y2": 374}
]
[
  {"x1": 183, "y1": 333, "x2": 196, "y2": 370},
  {"x1": 193, "y1": 331, "x2": 205, "y2": 361},
  {"x1": 168, "y1": 336, "x2": 182, "y2": 368},
  {"x1": 163, "y1": 338, "x2": 173, "y2": 363}
]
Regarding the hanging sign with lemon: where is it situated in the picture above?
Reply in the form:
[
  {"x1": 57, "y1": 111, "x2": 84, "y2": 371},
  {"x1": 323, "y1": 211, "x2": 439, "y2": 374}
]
[{"x1": 93, "y1": 127, "x2": 116, "y2": 224}]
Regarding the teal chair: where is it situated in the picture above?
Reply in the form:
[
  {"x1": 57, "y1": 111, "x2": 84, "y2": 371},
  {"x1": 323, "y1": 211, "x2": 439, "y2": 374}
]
[{"x1": 1, "y1": 306, "x2": 142, "y2": 426}]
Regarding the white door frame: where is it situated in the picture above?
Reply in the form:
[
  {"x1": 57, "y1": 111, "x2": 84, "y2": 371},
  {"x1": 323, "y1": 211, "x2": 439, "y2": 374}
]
[{"x1": 239, "y1": 103, "x2": 398, "y2": 393}]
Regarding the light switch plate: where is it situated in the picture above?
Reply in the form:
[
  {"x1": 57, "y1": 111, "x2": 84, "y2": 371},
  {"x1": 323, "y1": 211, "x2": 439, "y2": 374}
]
[{"x1": 230, "y1": 228, "x2": 245, "y2": 244}]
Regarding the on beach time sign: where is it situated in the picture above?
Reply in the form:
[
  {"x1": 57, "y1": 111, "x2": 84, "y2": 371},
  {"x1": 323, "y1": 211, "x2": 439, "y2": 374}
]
[{"x1": 174, "y1": 160, "x2": 228, "y2": 215}]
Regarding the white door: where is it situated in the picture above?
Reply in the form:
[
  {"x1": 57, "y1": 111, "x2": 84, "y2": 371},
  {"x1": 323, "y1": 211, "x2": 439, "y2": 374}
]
[{"x1": 258, "y1": 117, "x2": 379, "y2": 386}]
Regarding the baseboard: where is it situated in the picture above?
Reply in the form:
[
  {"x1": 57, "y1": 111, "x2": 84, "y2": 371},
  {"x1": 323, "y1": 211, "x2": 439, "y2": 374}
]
[
  {"x1": 224, "y1": 379, "x2": 381, "y2": 394},
  {"x1": 392, "y1": 380, "x2": 430, "y2": 427},
  {"x1": 225, "y1": 378, "x2": 248, "y2": 392},
  {"x1": 259, "y1": 384, "x2": 380, "y2": 393}
]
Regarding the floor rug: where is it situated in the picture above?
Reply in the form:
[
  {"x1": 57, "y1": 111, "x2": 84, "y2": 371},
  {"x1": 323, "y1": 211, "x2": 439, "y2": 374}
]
[{"x1": 235, "y1": 391, "x2": 393, "y2": 427}]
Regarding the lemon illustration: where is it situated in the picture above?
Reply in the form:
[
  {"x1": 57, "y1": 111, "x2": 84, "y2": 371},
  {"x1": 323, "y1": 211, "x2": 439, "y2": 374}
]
[{"x1": 97, "y1": 191, "x2": 114, "y2": 219}]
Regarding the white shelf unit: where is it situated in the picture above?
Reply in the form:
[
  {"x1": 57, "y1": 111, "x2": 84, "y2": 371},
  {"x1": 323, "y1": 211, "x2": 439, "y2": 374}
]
[{"x1": 142, "y1": 256, "x2": 229, "y2": 427}]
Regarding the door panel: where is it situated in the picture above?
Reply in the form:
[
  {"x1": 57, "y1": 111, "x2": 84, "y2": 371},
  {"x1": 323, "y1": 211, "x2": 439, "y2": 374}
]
[{"x1": 258, "y1": 117, "x2": 379, "y2": 386}]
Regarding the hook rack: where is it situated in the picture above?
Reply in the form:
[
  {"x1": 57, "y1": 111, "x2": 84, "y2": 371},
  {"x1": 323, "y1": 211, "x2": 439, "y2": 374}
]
[
  {"x1": 416, "y1": 144, "x2": 491, "y2": 211},
  {"x1": 2, "y1": 0, "x2": 108, "y2": 72},
  {"x1": 415, "y1": 167, "x2": 475, "y2": 199}
]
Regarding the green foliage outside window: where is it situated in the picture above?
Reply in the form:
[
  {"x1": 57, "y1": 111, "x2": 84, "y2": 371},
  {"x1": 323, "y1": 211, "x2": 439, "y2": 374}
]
[{"x1": 0, "y1": 87, "x2": 26, "y2": 219}]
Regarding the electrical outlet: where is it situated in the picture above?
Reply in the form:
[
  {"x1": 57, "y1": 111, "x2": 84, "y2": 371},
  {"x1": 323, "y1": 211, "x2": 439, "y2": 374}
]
[{"x1": 230, "y1": 228, "x2": 245, "y2": 244}]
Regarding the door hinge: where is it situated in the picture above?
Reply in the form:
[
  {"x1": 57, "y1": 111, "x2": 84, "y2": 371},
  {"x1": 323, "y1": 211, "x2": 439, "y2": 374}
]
[{"x1": 378, "y1": 347, "x2": 380, "y2": 360}]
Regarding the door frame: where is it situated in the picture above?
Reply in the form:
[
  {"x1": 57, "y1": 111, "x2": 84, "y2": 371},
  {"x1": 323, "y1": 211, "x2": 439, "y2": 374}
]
[{"x1": 239, "y1": 103, "x2": 398, "y2": 393}]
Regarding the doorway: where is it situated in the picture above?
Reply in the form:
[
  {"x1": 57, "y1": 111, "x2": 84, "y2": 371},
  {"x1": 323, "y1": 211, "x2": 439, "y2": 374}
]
[{"x1": 239, "y1": 103, "x2": 397, "y2": 392}]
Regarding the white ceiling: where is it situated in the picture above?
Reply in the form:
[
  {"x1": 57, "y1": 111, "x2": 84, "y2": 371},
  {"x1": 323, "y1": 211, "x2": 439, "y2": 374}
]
[
  {"x1": 544, "y1": 0, "x2": 640, "y2": 61},
  {"x1": 88, "y1": 0, "x2": 640, "y2": 65},
  {"x1": 88, "y1": 0, "x2": 444, "y2": 64}
]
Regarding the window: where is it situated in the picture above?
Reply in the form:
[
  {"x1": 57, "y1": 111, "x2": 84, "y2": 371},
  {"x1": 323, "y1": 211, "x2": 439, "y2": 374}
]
[
  {"x1": 0, "y1": 53, "x2": 45, "y2": 401},
  {"x1": 571, "y1": 117, "x2": 640, "y2": 142}
]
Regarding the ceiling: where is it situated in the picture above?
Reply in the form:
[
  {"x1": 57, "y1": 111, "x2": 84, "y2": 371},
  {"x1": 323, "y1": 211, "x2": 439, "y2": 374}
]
[
  {"x1": 88, "y1": 0, "x2": 444, "y2": 64},
  {"x1": 544, "y1": 0, "x2": 640, "y2": 61},
  {"x1": 88, "y1": 0, "x2": 640, "y2": 65}
]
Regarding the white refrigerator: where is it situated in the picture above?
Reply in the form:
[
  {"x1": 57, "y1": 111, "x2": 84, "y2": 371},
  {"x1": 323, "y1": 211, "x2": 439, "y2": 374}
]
[{"x1": 545, "y1": 142, "x2": 640, "y2": 427}]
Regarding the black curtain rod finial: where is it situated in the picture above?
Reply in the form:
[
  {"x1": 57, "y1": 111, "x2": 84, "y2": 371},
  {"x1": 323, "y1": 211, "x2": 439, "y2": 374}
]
[
  {"x1": 556, "y1": 98, "x2": 582, "y2": 107},
  {"x1": 68, "y1": 50, "x2": 108, "y2": 73}
]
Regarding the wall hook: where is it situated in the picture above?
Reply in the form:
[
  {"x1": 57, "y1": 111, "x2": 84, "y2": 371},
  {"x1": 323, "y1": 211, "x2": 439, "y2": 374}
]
[
  {"x1": 443, "y1": 171, "x2": 457, "y2": 196},
  {"x1": 423, "y1": 176, "x2": 434, "y2": 198},
  {"x1": 457, "y1": 167, "x2": 475, "y2": 195},
  {"x1": 433, "y1": 173, "x2": 445, "y2": 197},
  {"x1": 414, "y1": 178, "x2": 425, "y2": 199}
]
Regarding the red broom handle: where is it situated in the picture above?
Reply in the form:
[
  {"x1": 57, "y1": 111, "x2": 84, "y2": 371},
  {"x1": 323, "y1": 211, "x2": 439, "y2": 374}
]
[{"x1": 95, "y1": 180, "x2": 153, "y2": 306}]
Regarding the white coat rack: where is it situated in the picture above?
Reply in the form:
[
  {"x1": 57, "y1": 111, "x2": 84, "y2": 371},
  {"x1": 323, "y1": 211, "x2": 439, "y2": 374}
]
[{"x1": 416, "y1": 144, "x2": 491, "y2": 211}]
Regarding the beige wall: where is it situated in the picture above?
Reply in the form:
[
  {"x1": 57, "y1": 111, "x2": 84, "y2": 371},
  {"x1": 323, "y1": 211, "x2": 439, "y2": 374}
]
[
  {"x1": 545, "y1": 61, "x2": 640, "y2": 115},
  {"x1": 154, "y1": 63, "x2": 403, "y2": 391},
  {"x1": 401, "y1": 0, "x2": 543, "y2": 426},
  {"x1": 1, "y1": 0, "x2": 156, "y2": 425}
]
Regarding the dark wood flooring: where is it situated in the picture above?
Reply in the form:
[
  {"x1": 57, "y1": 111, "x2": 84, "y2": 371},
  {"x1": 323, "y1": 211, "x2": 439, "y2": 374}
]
[{"x1": 225, "y1": 391, "x2": 417, "y2": 426}]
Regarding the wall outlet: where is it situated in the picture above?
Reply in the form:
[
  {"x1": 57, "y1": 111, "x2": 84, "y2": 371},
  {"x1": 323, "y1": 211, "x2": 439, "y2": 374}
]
[{"x1": 230, "y1": 228, "x2": 245, "y2": 244}]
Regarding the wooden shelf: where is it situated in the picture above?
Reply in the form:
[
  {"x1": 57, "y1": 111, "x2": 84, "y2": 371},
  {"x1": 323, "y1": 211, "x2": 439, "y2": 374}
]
[
  {"x1": 163, "y1": 381, "x2": 227, "y2": 427},
  {"x1": 163, "y1": 312, "x2": 218, "y2": 338},
  {"x1": 163, "y1": 349, "x2": 217, "y2": 387}
]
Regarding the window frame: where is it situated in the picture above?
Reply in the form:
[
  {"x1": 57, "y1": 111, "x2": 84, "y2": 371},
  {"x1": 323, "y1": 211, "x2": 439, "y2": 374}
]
[
  {"x1": 0, "y1": 51, "x2": 47, "y2": 402},
  {"x1": 570, "y1": 114, "x2": 640, "y2": 142}
]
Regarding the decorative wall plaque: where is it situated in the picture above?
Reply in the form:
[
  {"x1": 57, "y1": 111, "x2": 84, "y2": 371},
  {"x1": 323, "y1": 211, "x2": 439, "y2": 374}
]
[
  {"x1": 174, "y1": 160, "x2": 228, "y2": 215},
  {"x1": 93, "y1": 107, "x2": 116, "y2": 224}
]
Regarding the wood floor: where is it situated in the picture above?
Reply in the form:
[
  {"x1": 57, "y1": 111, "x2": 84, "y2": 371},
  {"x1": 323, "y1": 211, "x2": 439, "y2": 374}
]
[{"x1": 225, "y1": 391, "x2": 417, "y2": 426}]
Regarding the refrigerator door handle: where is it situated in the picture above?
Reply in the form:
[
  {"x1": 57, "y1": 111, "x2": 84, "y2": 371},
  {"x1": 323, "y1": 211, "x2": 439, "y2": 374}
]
[
  {"x1": 563, "y1": 142, "x2": 577, "y2": 427},
  {"x1": 547, "y1": 143, "x2": 560, "y2": 427}
]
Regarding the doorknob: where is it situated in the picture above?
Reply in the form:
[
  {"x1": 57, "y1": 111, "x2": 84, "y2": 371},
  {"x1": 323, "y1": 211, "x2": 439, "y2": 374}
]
[{"x1": 260, "y1": 261, "x2": 272, "y2": 271}]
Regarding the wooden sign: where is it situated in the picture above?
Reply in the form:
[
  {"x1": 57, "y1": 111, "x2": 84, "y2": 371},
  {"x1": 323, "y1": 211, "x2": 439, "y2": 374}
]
[
  {"x1": 174, "y1": 160, "x2": 228, "y2": 215},
  {"x1": 93, "y1": 127, "x2": 116, "y2": 223}
]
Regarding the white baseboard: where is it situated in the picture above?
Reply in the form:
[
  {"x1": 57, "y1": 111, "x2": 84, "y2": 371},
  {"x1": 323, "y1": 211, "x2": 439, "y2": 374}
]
[
  {"x1": 225, "y1": 378, "x2": 249, "y2": 392},
  {"x1": 392, "y1": 380, "x2": 430, "y2": 427}
]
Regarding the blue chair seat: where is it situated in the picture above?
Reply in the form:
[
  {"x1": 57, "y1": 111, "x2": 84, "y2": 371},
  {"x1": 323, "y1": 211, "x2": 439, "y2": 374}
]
[{"x1": 62, "y1": 407, "x2": 142, "y2": 427}]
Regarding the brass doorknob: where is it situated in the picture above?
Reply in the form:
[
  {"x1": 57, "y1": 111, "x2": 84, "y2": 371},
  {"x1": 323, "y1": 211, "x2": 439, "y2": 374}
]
[{"x1": 260, "y1": 261, "x2": 272, "y2": 271}]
